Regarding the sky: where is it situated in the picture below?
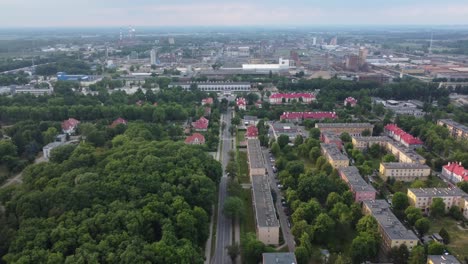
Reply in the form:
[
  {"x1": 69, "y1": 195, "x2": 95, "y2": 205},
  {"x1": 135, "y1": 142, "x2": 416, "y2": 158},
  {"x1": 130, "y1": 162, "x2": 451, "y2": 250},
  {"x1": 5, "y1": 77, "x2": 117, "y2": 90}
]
[{"x1": 1, "y1": 0, "x2": 468, "y2": 27}]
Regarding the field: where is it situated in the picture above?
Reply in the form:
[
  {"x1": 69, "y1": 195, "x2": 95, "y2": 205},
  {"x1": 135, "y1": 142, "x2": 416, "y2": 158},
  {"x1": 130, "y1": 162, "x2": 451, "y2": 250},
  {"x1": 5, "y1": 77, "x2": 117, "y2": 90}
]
[
  {"x1": 240, "y1": 189, "x2": 256, "y2": 235},
  {"x1": 429, "y1": 217, "x2": 468, "y2": 261}
]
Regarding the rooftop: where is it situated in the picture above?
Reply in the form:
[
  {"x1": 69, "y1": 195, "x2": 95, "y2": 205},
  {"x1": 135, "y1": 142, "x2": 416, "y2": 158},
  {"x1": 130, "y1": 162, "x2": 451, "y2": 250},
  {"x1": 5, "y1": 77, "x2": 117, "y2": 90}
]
[
  {"x1": 427, "y1": 255, "x2": 461, "y2": 264},
  {"x1": 381, "y1": 162, "x2": 430, "y2": 170},
  {"x1": 252, "y1": 176, "x2": 280, "y2": 228},
  {"x1": 321, "y1": 143, "x2": 348, "y2": 161},
  {"x1": 247, "y1": 139, "x2": 265, "y2": 171},
  {"x1": 262, "y1": 252, "x2": 297, "y2": 264},
  {"x1": 316, "y1": 122, "x2": 373, "y2": 128},
  {"x1": 352, "y1": 136, "x2": 391, "y2": 142},
  {"x1": 438, "y1": 119, "x2": 468, "y2": 133},
  {"x1": 387, "y1": 141, "x2": 426, "y2": 163},
  {"x1": 363, "y1": 200, "x2": 418, "y2": 241},
  {"x1": 339, "y1": 166, "x2": 376, "y2": 192},
  {"x1": 408, "y1": 187, "x2": 466, "y2": 198}
]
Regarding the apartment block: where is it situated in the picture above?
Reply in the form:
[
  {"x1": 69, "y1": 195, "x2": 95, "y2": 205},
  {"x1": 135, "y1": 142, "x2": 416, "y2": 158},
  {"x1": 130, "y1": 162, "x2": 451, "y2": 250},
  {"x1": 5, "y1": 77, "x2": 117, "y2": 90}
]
[
  {"x1": 338, "y1": 166, "x2": 376, "y2": 202},
  {"x1": 363, "y1": 200, "x2": 418, "y2": 252},
  {"x1": 321, "y1": 131, "x2": 342, "y2": 150},
  {"x1": 407, "y1": 187, "x2": 467, "y2": 213},
  {"x1": 379, "y1": 162, "x2": 431, "y2": 182},
  {"x1": 247, "y1": 139, "x2": 266, "y2": 177},
  {"x1": 386, "y1": 141, "x2": 426, "y2": 164},
  {"x1": 315, "y1": 123, "x2": 374, "y2": 137},
  {"x1": 352, "y1": 136, "x2": 390, "y2": 150},
  {"x1": 437, "y1": 119, "x2": 468, "y2": 140},
  {"x1": 252, "y1": 175, "x2": 280, "y2": 245},
  {"x1": 320, "y1": 143, "x2": 349, "y2": 169}
]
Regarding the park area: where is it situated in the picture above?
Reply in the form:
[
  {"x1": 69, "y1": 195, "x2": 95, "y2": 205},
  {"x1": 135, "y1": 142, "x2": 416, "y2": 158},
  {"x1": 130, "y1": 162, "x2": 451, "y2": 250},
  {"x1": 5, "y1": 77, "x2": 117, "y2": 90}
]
[{"x1": 429, "y1": 217, "x2": 468, "y2": 261}]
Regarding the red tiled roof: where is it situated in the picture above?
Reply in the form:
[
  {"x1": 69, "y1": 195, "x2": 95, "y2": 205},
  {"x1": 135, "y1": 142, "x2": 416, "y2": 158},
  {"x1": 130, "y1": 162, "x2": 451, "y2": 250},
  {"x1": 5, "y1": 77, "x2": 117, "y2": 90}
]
[
  {"x1": 61, "y1": 118, "x2": 80, "y2": 131},
  {"x1": 202, "y1": 98, "x2": 214, "y2": 105},
  {"x1": 236, "y1": 97, "x2": 246, "y2": 106},
  {"x1": 270, "y1": 93, "x2": 315, "y2": 99},
  {"x1": 345, "y1": 97, "x2": 358, "y2": 104},
  {"x1": 444, "y1": 162, "x2": 468, "y2": 181},
  {"x1": 280, "y1": 111, "x2": 337, "y2": 120},
  {"x1": 192, "y1": 117, "x2": 209, "y2": 129},
  {"x1": 246, "y1": 125, "x2": 259, "y2": 137},
  {"x1": 385, "y1": 124, "x2": 423, "y2": 145},
  {"x1": 110, "y1": 117, "x2": 128, "y2": 128},
  {"x1": 185, "y1": 133, "x2": 205, "y2": 144}
]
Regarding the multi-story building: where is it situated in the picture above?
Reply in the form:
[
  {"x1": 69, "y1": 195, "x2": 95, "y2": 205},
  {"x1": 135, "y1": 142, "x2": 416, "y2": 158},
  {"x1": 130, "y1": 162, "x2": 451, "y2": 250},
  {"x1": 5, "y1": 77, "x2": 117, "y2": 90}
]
[
  {"x1": 247, "y1": 139, "x2": 266, "y2": 177},
  {"x1": 362, "y1": 200, "x2": 419, "y2": 252},
  {"x1": 269, "y1": 93, "x2": 316, "y2": 104},
  {"x1": 379, "y1": 162, "x2": 431, "y2": 182},
  {"x1": 315, "y1": 123, "x2": 374, "y2": 137},
  {"x1": 407, "y1": 187, "x2": 467, "y2": 213},
  {"x1": 442, "y1": 162, "x2": 468, "y2": 183},
  {"x1": 168, "y1": 81, "x2": 251, "y2": 92},
  {"x1": 461, "y1": 197, "x2": 468, "y2": 220},
  {"x1": 384, "y1": 124, "x2": 424, "y2": 149},
  {"x1": 280, "y1": 112, "x2": 337, "y2": 122},
  {"x1": 352, "y1": 136, "x2": 390, "y2": 150},
  {"x1": 251, "y1": 168, "x2": 280, "y2": 245},
  {"x1": 321, "y1": 131, "x2": 342, "y2": 150},
  {"x1": 437, "y1": 119, "x2": 468, "y2": 140},
  {"x1": 320, "y1": 143, "x2": 349, "y2": 169},
  {"x1": 386, "y1": 141, "x2": 426, "y2": 164},
  {"x1": 339, "y1": 166, "x2": 376, "y2": 202},
  {"x1": 262, "y1": 253, "x2": 297, "y2": 264},
  {"x1": 270, "y1": 122, "x2": 307, "y2": 141},
  {"x1": 427, "y1": 255, "x2": 461, "y2": 264}
]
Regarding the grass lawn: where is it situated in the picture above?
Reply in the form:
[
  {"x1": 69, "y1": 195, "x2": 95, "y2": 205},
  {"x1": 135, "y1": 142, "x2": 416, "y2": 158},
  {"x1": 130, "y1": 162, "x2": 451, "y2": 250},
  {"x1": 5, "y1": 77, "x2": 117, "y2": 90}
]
[
  {"x1": 236, "y1": 130, "x2": 245, "y2": 145},
  {"x1": 428, "y1": 217, "x2": 468, "y2": 261},
  {"x1": 240, "y1": 189, "x2": 256, "y2": 236},
  {"x1": 237, "y1": 151, "x2": 250, "y2": 184}
]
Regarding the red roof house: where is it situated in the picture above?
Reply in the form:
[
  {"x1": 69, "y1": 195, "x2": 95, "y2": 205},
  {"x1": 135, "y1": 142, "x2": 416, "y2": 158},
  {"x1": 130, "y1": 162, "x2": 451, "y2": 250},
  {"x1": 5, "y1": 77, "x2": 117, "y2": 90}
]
[
  {"x1": 202, "y1": 97, "x2": 214, "y2": 106},
  {"x1": 192, "y1": 117, "x2": 209, "y2": 131},
  {"x1": 344, "y1": 97, "x2": 358, "y2": 107},
  {"x1": 246, "y1": 125, "x2": 259, "y2": 139},
  {"x1": 236, "y1": 97, "x2": 247, "y2": 110},
  {"x1": 110, "y1": 117, "x2": 128, "y2": 128},
  {"x1": 384, "y1": 124, "x2": 423, "y2": 148},
  {"x1": 442, "y1": 162, "x2": 468, "y2": 183},
  {"x1": 185, "y1": 133, "x2": 206, "y2": 145},
  {"x1": 61, "y1": 118, "x2": 80, "y2": 134}
]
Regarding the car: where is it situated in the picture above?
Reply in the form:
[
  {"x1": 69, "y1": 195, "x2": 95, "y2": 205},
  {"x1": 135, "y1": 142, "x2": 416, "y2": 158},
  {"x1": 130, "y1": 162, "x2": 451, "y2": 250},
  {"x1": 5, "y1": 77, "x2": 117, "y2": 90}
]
[{"x1": 281, "y1": 201, "x2": 287, "y2": 207}]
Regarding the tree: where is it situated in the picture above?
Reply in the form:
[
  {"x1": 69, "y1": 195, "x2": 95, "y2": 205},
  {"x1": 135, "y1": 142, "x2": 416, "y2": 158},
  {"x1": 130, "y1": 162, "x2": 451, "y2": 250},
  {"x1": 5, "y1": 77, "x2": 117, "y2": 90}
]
[
  {"x1": 357, "y1": 215, "x2": 378, "y2": 234},
  {"x1": 382, "y1": 154, "x2": 397, "y2": 162},
  {"x1": 405, "y1": 206, "x2": 423, "y2": 225},
  {"x1": 312, "y1": 213, "x2": 335, "y2": 244},
  {"x1": 241, "y1": 233, "x2": 267, "y2": 264},
  {"x1": 430, "y1": 198, "x2": 445, "y2": 218},
  {"x1": 294, "y1": 135, "x2": 304, "y2": 146},
  {"x1": 223, "y1": 197, "x2": 244, "y2": 219},
  {"x1": 226, "y1": 243, "x2": 240, "y2": 262},
  {"x1": 362, "y1": 129, "x2": 371, "y2": 137},
  {"x1": 231, "y1": 116, "x2": 241, "y2": 126},
  {"x1": 42, "y1": 127, "x2": 58, "y2": 144},
  {"x1": 389, "y1": 244, "x2": 409, "y2": 264},
  {"x1": 277, "y1": 135, "x2": 290, "y2": 149},
  {"x1": 340, "y1": 132, "x2": 352, "y2": 143},
  {"x1": 414, "y1": 218, "x2": 430, "y2": 236},
  {"x1": 271, "y1": 142, "x2": 280, "y2": 156},
  {"x1": 392, "y1": 192, "x2": 409, "y2": 211},
  {"x1": 309, "y1": 128, "x2": 321, "y2": 139},
  {"x1": 427, "y1": 241, "x2": 445, "y2": 255},
  {"x1": 410, "y1": 179, "x2": 426, "y2": 188},
  {"x1": 350, "y1": 232, "x2": 379, "y2": 264},
  {"x1": 448, "y1": 205, "x2": 463, "y2": 221},
  {"x1": 457, "y1": 181, "x2": 468, "y2": 193},
  {"x1": 408, "y1": 245, "x2": 426, "y2": 264},
  {"x1": 308, "y1": 147, "x2": 321, "y2": 163},
  {"x1": 49, "y1": 144, "x2": 77, "y2": 163},
  {"x1": 295, "y1": 246, "x2": 310, "y2": 264},
  {"x1": 439, "y1": 227, "x2": 450, "y2": 244}
]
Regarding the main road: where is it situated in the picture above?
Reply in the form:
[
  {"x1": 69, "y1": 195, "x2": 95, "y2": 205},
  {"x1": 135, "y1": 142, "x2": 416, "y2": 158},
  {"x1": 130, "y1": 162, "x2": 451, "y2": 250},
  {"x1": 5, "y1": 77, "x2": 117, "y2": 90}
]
[{"x1": 212, "y1": 102, "x2": 234, "y2": 264}]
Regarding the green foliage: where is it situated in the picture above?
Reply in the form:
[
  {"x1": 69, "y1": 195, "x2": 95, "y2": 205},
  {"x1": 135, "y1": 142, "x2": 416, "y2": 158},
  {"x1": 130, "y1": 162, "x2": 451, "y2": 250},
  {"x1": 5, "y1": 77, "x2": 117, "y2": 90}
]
[
  {"x1": 408, "y1": 245, "x2": 426, "y2": 264},
  {"x1": 309, "y1": 128, "x2": 321, "y2": 139},
  {"x1": 340, "y1": 132, "x2": 352, "y2": 143},
  {"x1": 405, "y1": 206, "x2": 423, "y2": 225},
  {"x1": 382, "y1": 153, "x2": 397, "y2": 162},
  {"x1": 350, "y1": 231, "x2": 379, "y2": 264},
  {"x1": 430, "y1": 198, "x2": 446, "y2": 218},
  {"x1": 448, "y1": 205, "x2": 463, "y2": 221},
  {"x1": 241, "y1": 233, "x2": 270, "y2": 264},
  {"x1": 277, "y1": 135, "x2": 290, "y2": 149},
  {"x1": 427, "y1": 241, "x2": 445, "y2": 255},
  {"x1": 49, "y1": 144, "x2": 77, "y2": 163},
  {"x1": 223, "y1": 197, "x2": 245, "y2": 219},
  {"x1": 389, "y1": 244, "x2": 410, "y2": 264},
  {"x1": 392, "y1": 192, "x2": 409, "y2": 211},
  {"x1": 271, "y1": 142, "x2": 281, "y2": 156},
  {"x1": 439, "y1": 227, "x2": 450, "y2": 244},
  {"x1": 414, "y1": 218, "x2": 430, "y2": 236},
  {"x1": 457, "y1": 181, "x2": 468, "y2": 193}
]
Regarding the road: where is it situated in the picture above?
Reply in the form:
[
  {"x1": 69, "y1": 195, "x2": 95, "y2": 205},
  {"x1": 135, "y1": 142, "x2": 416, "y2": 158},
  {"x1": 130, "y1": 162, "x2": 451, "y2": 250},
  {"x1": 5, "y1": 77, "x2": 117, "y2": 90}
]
[
  {"x1": 263, "y1": 148, "x2": 296, "y2": 251},
  {"x1": 212, "y1": 105, "x2": 234, "y2": 264},
  {"x1": 1, "y1": 155, "x2": 46, "y2": 189}
]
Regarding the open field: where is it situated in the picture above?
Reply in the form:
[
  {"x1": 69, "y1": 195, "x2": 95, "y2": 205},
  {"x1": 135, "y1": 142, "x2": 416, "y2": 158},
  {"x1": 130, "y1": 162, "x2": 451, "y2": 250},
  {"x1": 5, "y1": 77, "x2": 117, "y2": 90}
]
[{"x1": 429, "y1": 217, "x2": 468, "y2": 261}]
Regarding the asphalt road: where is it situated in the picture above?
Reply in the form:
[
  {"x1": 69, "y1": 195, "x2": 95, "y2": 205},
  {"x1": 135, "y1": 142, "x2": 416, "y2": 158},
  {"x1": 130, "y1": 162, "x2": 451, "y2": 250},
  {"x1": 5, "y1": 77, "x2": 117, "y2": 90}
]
[
  {"x1": 212, "y1": 106, "x2": 234, "y2": 264},
  {"x1": 263, "y1": 148, "x2": 296, "y2": 252}
]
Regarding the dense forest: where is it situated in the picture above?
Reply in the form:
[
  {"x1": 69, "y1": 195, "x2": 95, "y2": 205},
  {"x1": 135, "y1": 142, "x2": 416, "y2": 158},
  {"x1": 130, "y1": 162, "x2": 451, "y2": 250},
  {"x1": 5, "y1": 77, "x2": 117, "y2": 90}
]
[{"x1": 0, "y1": 139, "x2": 222, "y2": 263}]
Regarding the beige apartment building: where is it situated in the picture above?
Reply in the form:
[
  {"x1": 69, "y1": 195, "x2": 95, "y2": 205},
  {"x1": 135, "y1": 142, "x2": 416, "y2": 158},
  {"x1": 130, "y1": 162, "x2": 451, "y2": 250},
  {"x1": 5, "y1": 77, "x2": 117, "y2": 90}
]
[
  {"x1": 379, "y1": 162, "x2": 431, "y2": 182},
  {"x1": 437, "y1": 119, "x2": 468, "y2": 140},
  {"x1": 247, "y1": 139, "x2": 266, "y2": 177},
  {"x1": 352, "y1": 136, "x2": 390, "y2": 150},
  {"x1": 252, "y1": 176, "x2": 280, "y2": 245},
  {"x1": 407, "y1": 187, "x2": 467, "y2": 214},
  {"x1": 320, "y1": 143, "x2": 349, "y2": 169},
  {"x1": 363, "y1": 200, "x2": 418, "y2": 252},
  {"x1": 386, "y1": 141, "x2": 426, "y2": 164},
  {"x1": 315, "y1": 123, "x2": 374, "y2": 137}
]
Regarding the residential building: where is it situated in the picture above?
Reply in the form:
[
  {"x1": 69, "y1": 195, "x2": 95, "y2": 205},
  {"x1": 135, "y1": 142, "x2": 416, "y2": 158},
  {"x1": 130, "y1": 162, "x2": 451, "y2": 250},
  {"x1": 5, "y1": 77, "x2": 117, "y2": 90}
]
[
  {"x1": 320, "y1": 143, "x2": 349, "y2": 169},
  {"x1": 407, "y1": 187, "x2": 467, "y2": 213},
  {"x1": 384, "y1": 124, "x2": 424, "y2": 149},
  {"x1": 246, "y1": 125, "x2": 259, "y2": 139},
  {"x1": 150, "y1": 48, "x2": 157, "y2": 65},
  {"x1": 192, "y1": 117, "x2": 209, "y2": 131},
  {"x1": 437, "y1": 119, "x2": 468, "y2": 140},
  {"x1": 344, "y1": 97, "x2": 358, "y2": 107},
  {"x1": 280, "y1": 111, "x2": 337, "y2": 122},
  {"x1": 168, "y1": 82, "x2": 251, "y2": 92},
  {"x1": 243, "y1": 115, "x2": 259, "y2": 126},
  {"x1": 315, "y1": 123, "x2": 374, "y2": 137},
  {"x1": 442, "y1": 162, "x2": 468, "y2": 183},
  {"x1": 184, "y1": 133, "x2": 205, "y2": 145},
  {"x1": 262, "y1": 253, "x2": 297, "y2": 264},
  {"x1": 269, "y1": 93, "x2": 316, "y2": 104},
  {"x1": 236, "y1": 97, "x2": 247, "y2": 110},
  {"x1": 251, "y1": 175, "x2": 280, "y2": 245},
  {"x1": 379, "y1": 162, "x2": 431, "y2": 182},
  {"x1": 362, "y1": 200, "x2": 418, "y2": 252},
  {"x1": 247, "y1": 139, "x2": 266, "y2": 177},
  {"x1": 110, "y1": 117, "x2": 127, "y2": 128},
  {"x1": 352, "y1": 136, "x2": 390, "y2": 150},
  {"x1": 339, "y1": 166, "x2": 376, "y2": 202},
  {"x1": 61, "y1": 118, "x2": 80, "y2": 134},
  {"x1": 386, "y1": 141, "x2": 426, "y2": 164},
  {"x1": 461, "y1": 197, "x2": 468, "y2": 220},
  {"x1": 321, "y1": 131, "x2": 342, "y2": 150},
  {"x1": 270, "y1": 122, "x2": 307, "y2": 141},
  {"x1": 10, "y1": 85, "x2": 53, "y2": 96},
  {"x1": 427, "y1": 255, "x2": 461, "y2": 264},
  {"x1": 201, "y1": 97, "x2": 213, "y2": 105}
]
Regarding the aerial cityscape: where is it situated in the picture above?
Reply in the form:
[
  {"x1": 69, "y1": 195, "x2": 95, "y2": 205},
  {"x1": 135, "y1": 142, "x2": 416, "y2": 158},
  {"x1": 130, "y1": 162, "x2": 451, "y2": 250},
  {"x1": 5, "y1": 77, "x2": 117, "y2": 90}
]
[{"x1": 1, "y1": 1, "x2": 468, "y2": 264}]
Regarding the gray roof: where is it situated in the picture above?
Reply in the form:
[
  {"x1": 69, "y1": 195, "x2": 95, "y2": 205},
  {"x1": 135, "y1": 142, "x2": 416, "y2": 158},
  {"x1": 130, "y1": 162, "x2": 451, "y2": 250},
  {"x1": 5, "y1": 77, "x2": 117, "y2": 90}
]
[
  {"x1": 387, "y1": 141, "x2": 426, "y2": 163},
  {"x1": 247, "y1": 139, "x2": 265, "y2": 171},
  {"x1": 363, "y1": 200, "x2": 418, "y2": 241},
  {"x1": 408, "y1": 187, "x2": 466, "y2": 198},
  {"x1": 321, "y1": 130, "x2": 341, "y2": 140},
  {"x1": 243, "y1": 115, "x2": 258, "y2": 122},
  {"x1": 427, "y1": 255, "x2": 461, "y2": 264},
  {"x1": 438, "y1": 119, "x2": 468, "y2": 133},
  {"x1": 262, "y1": 252, "x2": 297, "y2": 264},
  {"x1": 381, "y1": 162, "x2": 430, "y2": 170},
  {"x1": 321, "y1": 143, "x2": 348, "y2": 161},
  {"x1": 252, "y1": 176, "x2": 279, "y2": 228},
  {"x1": 316, "y1": 122, "x2": 373, "y2": 128},
  {"x1": 339, "y1": 166, "x2": 376, "y2": 192},
  {"x1": 352, "y1": 136, "x2": 391, "y2": 142},
  {"x1": 169, "y1": 81, "x2": 251, "y2": 86}
]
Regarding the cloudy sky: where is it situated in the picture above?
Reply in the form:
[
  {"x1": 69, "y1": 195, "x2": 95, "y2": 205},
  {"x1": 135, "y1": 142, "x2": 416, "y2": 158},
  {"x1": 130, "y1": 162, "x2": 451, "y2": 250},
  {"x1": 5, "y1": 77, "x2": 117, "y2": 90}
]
[{"x1": 1, "y1": 0, "x2": 468, "y2": 27}]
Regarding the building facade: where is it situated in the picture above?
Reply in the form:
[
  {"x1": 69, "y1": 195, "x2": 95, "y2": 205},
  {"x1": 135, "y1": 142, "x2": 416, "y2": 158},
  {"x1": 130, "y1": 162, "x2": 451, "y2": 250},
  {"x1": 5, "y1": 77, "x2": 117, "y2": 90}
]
[
  {"x1": 437, "y1": 119, "x2": 468, "y2": 140},
  {"x1": 442, "y1": 162, "x2": 468, "y2": 183},
  {"x1": 269, "y1": 93, "x2": 316, "y2": 104},
  {"x1": 352, "y1": 136, "x2": 390, "y2": 150},
  {"x1": 407, "y1": 187, "x2": 467, "y2": 213},
  {"x1": 339, "y1": 166, "x2": 376, "y2": 202},
  {"x1": 379, "y1": 162, "x2": 431, "y2": 182},
  {"x1": 320, "y1": 143, "x2": 349, "y2": 169},
  {"x1": 168, "y1": 81, "x2": 251, "y2": 92},
  {"x1": 315, "y1": 123, "x2": 374, "y2": 137}
]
